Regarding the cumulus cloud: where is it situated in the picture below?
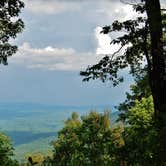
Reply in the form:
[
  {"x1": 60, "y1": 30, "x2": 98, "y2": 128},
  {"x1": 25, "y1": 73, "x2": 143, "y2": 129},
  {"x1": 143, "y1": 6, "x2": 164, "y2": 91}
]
[
  {"x1": 10, "y1": 1, "x2": 140, "y2": 71},
  {"x1": 24, "y1": 0, "x2": 80, "y2": 15},
  {"x1": 24, "y1": 0, "x2": 137, "y2": 19},
  {"x1": 95, "y1": 26, "x2": 121, "y2": 55},
  {"x1": 10, "y1": 42, "x2": 100, "y2": 71},
  {"x1": 96, "y1": 1, "x2": 139, "y2": 22},
  {"x1": 10, "y1": 25, "x2": 125, "y2": 71},
  {"x1": 110, "y1": 4, "x2": 137, "y2": 21}
]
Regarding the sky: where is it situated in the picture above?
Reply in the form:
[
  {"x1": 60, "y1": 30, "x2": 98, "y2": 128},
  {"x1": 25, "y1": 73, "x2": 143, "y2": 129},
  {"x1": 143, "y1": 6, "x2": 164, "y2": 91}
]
[{"x1": 0, "y1": 0, "x2": 154, "y2": 106}]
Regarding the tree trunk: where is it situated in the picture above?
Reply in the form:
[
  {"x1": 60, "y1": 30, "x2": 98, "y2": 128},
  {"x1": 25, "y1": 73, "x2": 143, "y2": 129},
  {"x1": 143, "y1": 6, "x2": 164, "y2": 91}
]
[{"x1": 145, "y1": 0, "x2": 166, "y2": 164}]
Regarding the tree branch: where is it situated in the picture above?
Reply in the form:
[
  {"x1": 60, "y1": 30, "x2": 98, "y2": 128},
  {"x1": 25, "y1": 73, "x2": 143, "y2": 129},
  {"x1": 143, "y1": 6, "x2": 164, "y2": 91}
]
[
  {"x1": 110, "y1": 45, "x2": 124, "y2": 61},
  {"x1": 120, "y1": 0, "x2": 142, "y2": 5}
]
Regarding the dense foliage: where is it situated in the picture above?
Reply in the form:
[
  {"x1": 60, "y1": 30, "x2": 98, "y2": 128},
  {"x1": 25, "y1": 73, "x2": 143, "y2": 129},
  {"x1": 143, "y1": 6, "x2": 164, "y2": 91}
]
[
  {"x1": 0, "y1": 133, "x2": 19, "y2": 166},
  {"x1": 81, "y1": 0, "x2": 166, "y2": 163},
  {"x1": 117, "y1": 70, "x2": 151, "y2": 121},
  {"x1": 0, "y1": 0, "x2": 24, "y2": 65},
  {"x1": 38, "y1": 97, "x2": 156, "y2": 166},
  {"x1": 124, "y1": 96, "x2": 157, "y2": 166},
  {"x1": 49, "y1": 112, "x2": 124, "y2": 166}
]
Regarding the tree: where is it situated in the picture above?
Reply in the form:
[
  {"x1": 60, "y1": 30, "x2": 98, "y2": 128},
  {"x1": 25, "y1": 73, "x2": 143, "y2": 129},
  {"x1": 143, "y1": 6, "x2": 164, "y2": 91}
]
[
  {"x1": 0, "y1": 133, "x2": 19, "y2": 166},
  {"x1": 0, "y1": 0, "x2": 24, "y2": 164},
  {"x1": 80, "y1": 1, "x2": 166, "y2": 163},
  {"x1": 51, "y1": 111, "x2": 124, "y2": 166},
  {"x1": 0, "y1": 0, "x2": 24, "y2": 65},
  {"x1": 144, "y1": 0, "x2": 166, "y2": 118},
  {"x1": 143, "y1": 2, "x2": 166, "y2": 162},
  {"x1": 117, "y1": 68, "x2": 151, "y2": 121},
  {"x1": 124, "y1": 96, "x2": 157, "y2": 166},
  {"x1": 49, "y1": 106, "x2": 158, "y2": 166},
  {"x1": 80, "y1": 0, "x2": 165, "y2": 116}
]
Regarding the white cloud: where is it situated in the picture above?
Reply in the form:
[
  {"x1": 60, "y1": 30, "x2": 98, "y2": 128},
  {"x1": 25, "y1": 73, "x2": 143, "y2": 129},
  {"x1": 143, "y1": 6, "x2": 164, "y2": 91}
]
[
  {"x1": 10, "y1": 24, "x2": 125, "y2": 71},
  {"x1": 10, "y1": 1, "x2": 140, "y2": 71},
  {"x1": 95, "y1": 26, "x2": 121, "y2": 55},
  {"x1": 10, "y1": 42, "x2": 100, "y2": 71},
  {"x1": 112, "y1": 4, "x2": 137, "y2": 21},
  {"x1": 24, "y1": 0, "x2": 80, "y2": 15},
  {"x1": 96, "y1": 1, "x2": 139, "y2": 22}
]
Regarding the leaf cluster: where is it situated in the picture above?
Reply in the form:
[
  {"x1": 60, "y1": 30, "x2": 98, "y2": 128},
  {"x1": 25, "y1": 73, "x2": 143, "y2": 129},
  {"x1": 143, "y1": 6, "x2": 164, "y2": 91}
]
[
  {"x1": 80, "y1": 5, "x2": 149, "y2": 86},
  {"x1": 81, "y1": 3, "x2": 166, "y2": 87},
  {"x1": 0, "y1": 0, "x2": 24, "y2": 65},
  {"x1": 124, "y1": 96, "x2": 158, "y2": 166},
  {"x1": 50, "y1": 111, "x2": 124, "y2": 166},
  {"x1": 0, "y1": 132, "x2": 19, "y2": 166}
]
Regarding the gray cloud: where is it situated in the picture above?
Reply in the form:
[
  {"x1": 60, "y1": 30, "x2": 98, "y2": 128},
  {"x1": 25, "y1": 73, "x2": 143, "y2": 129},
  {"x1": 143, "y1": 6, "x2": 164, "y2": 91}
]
[{"x1": 24, "y1": 0, "x2": 81, "y2": 15}]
